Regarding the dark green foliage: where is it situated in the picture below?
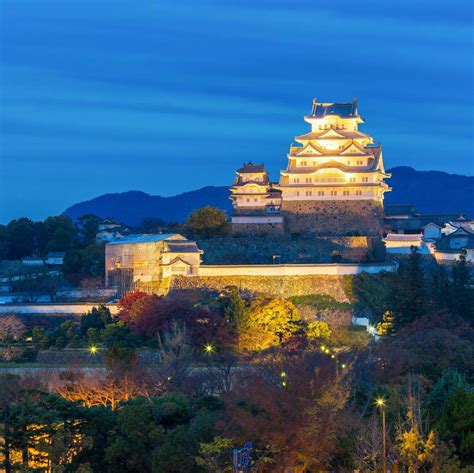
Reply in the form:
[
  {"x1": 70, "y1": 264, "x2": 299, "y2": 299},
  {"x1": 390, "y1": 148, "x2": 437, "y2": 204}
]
[
  {"x1": 186, "y1": 206, "x2": 229, "y2": 238},
  {"x1": 450, "y1": 249, "x2": 474, "y2": 325},
  {"x1": 352, "y1": 271, "x2": 394, "y2": 322},
  {"x1": 80, "y1": 306, "x2": 113, "y2": 336},
  {"x1": 63, "y1": 244, "x2": 105, "y2": 281},
  {"x1": 392, "y1": 247, "x2": 429, "y2": 329},
  {"x1": 76, "y1": 214, "x2": 102, "y2": 244},
  {"x1": 435, "y1": 389, "x2": 474, "y2": 464},
  {"x1": 428, "y1": 369, "x2": 466, "y2": 414}
]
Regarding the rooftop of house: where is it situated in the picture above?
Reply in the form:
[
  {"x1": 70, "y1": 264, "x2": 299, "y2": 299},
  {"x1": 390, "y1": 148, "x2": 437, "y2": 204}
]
[
  {"x1": 164, "y1": 241, "x2": 202, "y2": 253},
  {"x1": 384, "y1": 233, "x2": 423, "y2": 242}
]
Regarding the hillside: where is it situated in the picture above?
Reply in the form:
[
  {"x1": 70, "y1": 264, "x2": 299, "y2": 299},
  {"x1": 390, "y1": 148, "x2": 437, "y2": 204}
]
[{"x1": 64, "y1": 167, "x2": 474, "y2": 225}]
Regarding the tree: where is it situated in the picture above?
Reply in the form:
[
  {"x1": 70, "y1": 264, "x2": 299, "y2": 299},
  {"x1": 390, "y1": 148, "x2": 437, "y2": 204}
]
[
  {"x1": 5, "y1": 218, "x2": 37, "y2": 259},
  {"x1": 186, "y1": 206, "x2": 229, "y2": 238},
  {"x1": 0, "y1": 315, "x2": 25, "y2": 344},
  {"x1": 42, "y1": 215, "x2": 77, "y2": 252},
  {"x1": 435, "y1": 389, "x2": 474, "y2": 464},
  {"x1": 397, "y1": 408, "x2": 436, "y2": 473},
  {"x1": 238, "y1": 296, "x2": 302, "y2": 351},
  {"x1": 306, "y1": 321, "x2": 332, "y2": 340},
  {"x1": 80, "y1": 305, "x2": 113, "y2": 336},
  {"x1": 222, "y1": 352, "x2": 352, "y2": 471},
  {"x1": 195, "y1": 436, "x2": 233, "y2": 472},
  {"x1": 377, "y1": 310, "x2": 395, "y2": 336},
  {"x1": 77, "y1": 214, "x2": 102, "y2": 244},
  {"x1": 63, "y1": 244, "x2": 105, "y2": 283},
  {"x1": 450, "y1": 249, "x2": 474, "y2": 325},
  {"x1": 393, "y1": 246, "x2": 428, "y2": 330}
]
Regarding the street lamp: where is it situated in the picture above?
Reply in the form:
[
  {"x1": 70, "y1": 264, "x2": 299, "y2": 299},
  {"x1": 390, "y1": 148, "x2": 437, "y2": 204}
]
[
  {"x1": 89, "y1": 345, "x2": 98, "y2": 355},
  {"x1": 376, "y1": 397, "x2": 387, "y2": 473},
  {"x1": 204, "y1": 343, "x2": 215, "y2": 354}
]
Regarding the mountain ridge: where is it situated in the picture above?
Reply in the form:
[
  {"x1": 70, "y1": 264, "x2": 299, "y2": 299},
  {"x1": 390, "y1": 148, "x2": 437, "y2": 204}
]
[{"x1": 64, "y1": 167, "x2": 474, "y2": 225}]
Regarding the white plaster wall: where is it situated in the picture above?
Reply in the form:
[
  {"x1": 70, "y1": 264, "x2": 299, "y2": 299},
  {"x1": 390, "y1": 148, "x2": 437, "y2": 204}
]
[{"x1": 197, "y1": 262, "x2": 397, "y2": 277}]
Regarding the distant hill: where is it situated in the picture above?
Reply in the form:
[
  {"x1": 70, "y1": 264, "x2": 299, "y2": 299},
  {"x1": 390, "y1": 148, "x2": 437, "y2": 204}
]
[{"x1": 64, "y1": 167, "x2": 474, "y2": 225}]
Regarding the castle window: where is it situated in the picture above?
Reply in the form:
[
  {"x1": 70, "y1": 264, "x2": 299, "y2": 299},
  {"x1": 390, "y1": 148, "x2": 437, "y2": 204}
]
[
  {"x1": 349, "y1": 177, "x2": 355, "y2": 183},
  {"x1": 301, "y1": 161, "x2": 307, "y2": 166},
  {"x1": 318, "y1": 191, "x2": 325, "y2": 196},
  {"x1": 294, "y1": 178, "x2": 300, "y2": 184},
  {"x1": 306, "y1": 178, "x2": 312, "y2": 183},
  {"x1": 343, "y1": 190, "x2": 349, "y2": 196},
  {"x1": 254, "y1": 198, "x2": 258, "y2": 202},
  {"x1": 347, "y1": 161, "x2": 350, "y2": 165},
  {"x1": 331, "y1": 190, "x2": 337, "y2": 196},
  {"x1": 296, "y1": 191, "x2": 300, "y2": 196},
  {"x1": 357, "y1": 160, "x2": 363, "y2": 165},
  {"x1": 246, "y1": 198, "x2": 250, "y2": 202},
  {"x1": 306, "y1": 191, "x2": 312, "y2": 197},
  {"x1": 362, "y1": 177, "x2": 369, "y2": 183},
  {"x1": 356, "y1": 190, "x2": 362, "y2": 196}
]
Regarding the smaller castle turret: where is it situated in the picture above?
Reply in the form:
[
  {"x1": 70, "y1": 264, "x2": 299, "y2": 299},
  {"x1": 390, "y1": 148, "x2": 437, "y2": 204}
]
[
  {"x1": 230, "y1": 162, "x2": 283, "y2": 232},
  {"x1": 230, "y1": 162, "x2": 282, "y2": 215}
]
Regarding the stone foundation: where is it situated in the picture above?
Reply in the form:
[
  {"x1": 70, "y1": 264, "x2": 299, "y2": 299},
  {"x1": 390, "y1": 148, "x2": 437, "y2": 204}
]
[
  {"x1": 171, "y1": 274, "x2": 351, "y2": 300},
  {"x1": 281, "y1": 200, "x2": 384, "y2": 236},
  {"x1": 231, "y1": 221, "x2": 284, "y2": 235}
]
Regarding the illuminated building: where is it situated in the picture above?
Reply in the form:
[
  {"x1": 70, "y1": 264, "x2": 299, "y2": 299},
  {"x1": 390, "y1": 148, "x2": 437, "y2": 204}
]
[{"x1": 231, "y1": 98, "x2": 392, "y2": 235}]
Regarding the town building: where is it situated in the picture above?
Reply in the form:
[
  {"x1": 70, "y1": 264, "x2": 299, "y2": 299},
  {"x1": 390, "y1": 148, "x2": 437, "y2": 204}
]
[{"x1": 230, "y1": 98, "x2": 391, "y2": 235}]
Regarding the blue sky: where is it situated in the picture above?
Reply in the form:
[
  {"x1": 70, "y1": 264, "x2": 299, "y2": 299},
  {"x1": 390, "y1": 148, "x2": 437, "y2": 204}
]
[{"x1": 0, "y1": 0, "x2": 473, "y2": 222}]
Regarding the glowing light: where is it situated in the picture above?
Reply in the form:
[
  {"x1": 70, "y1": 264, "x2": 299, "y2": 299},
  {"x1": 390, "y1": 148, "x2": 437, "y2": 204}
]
[
  {"x1": 341, "y1": 363, "x2": 347, "y2": 369},
  {"x1": 280, "y1": 371, "x2": 287, "y2": 378},
  {"x1": 204, "y1": 343, "x2": 215, "y2": 354},
  {"x1": 282, "y1": 381, "x2": 287, "y2": 387},
  {"x1": 89, "y1": 345, "x2": 98, "y2": 355},
  {"x1": 375, "y1": 397, "x2": 386, "y2": 408},
  {"x1": 320, "y1": 344, "x2": 326, "y2": 351},
  {"x1": 331, "y1": 354, "x2": 335, "y2": 359}
]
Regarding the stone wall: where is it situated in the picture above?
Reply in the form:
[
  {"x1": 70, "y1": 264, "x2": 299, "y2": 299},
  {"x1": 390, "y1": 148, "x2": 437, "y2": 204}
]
[
  {"x1": 281, "y1": 200, "x2": 384, "y2": 236},
  {"x1": 231, "y1": 221, "x2": 284, "y2": 235},
  {"x1": 171, "y1": 274, "x2": 351, "y2": 301},
  {"x1": 196, "y1": 235, "x2": 378, "y2": 265}
]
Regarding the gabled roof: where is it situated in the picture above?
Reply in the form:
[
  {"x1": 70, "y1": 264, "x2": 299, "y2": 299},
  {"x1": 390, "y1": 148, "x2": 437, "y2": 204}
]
[
  {"x1": 308, "y1": 99, "x2": 359, "y2": 119},
  {"x1": 422, "y1": 222, "x2": 443, "y2": 229},
  {"x1": 445, "y1": 226, "x2": 473, "y2": 238},
  {"x1": 164, "y1": 241, "x2": 202, "y2": 253},
  {"x1": 295, "y1": 129, "x2": 369, "y2": 142},
  {"x1": 237, "y1": 162, "x2": 266, "y2": 174}
]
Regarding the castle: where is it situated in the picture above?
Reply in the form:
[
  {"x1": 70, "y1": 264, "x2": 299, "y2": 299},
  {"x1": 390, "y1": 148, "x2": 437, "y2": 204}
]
[{"x1": 230, "y1": 98, "x2": 391, "y2": 235}]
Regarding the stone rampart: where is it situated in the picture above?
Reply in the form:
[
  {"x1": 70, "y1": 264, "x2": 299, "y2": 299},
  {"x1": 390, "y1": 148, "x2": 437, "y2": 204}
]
[
  {"x1": 171, "y1": 274, "x2": 351, "y2": 300},
  {"x1": 281, "y1": 200, "x2": 384, "y2": 235}
]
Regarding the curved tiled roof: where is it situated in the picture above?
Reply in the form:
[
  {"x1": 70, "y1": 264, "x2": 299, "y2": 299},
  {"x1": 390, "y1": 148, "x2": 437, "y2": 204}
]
[
  {"x1": 237, "y1": 162, "x2": 266, "y2": 174},
  {"x1": 309, "y1": 100, "x2": 359, "y2": 119}
]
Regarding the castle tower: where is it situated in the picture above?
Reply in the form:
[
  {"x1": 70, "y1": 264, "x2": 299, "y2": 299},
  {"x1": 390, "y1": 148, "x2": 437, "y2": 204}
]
[
  {"x1": 230, "y1": 162, "x2": 283, "y2": 233},
  {"x1": 275, "y1": 98, "x2": 391, "y2": 235}
]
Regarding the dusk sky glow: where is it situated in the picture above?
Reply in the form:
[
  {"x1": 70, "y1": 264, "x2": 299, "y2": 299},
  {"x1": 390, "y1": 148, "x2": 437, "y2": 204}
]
[{"x1": 1, "y1": 0, "x2": 473, "y2": 222}]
